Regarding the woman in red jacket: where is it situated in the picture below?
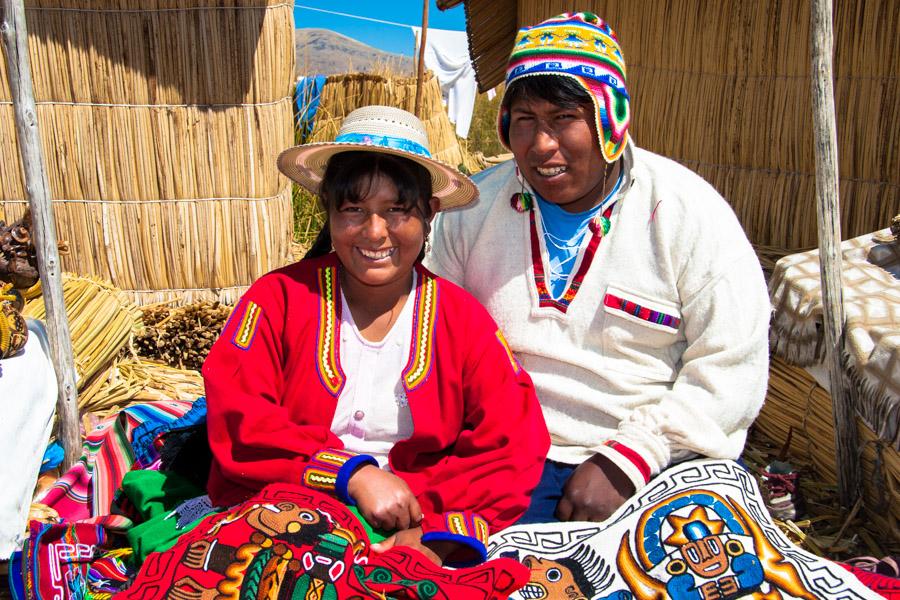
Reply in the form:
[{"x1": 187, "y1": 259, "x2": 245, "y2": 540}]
[{"x1": 203, "y1": 105, "x2": 549, "y2": 568}]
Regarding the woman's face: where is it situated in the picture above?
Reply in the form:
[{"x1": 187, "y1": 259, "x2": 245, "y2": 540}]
[
  {"x1": 330, "y1": 173, "x2": 430, "y2": 295},
  {"x1": 507, "y1": 97, "x2": 609, "y2": 213}
]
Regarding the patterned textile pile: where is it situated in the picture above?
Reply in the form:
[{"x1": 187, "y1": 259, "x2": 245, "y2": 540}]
[
  {"x1": 769, "y1": 228, "x2": 900, "y2": 447},
  {"x1": 10, "y1": 396, "x2": 896, "y2": 600}
]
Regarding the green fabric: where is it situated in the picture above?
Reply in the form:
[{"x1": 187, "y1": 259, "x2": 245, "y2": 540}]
[
  {"x1": 347, "y1": 506, "x2": 389, "y2": 543},
  {"x1": 120, "y1": 470, "x2": 207, "y2": 565}
]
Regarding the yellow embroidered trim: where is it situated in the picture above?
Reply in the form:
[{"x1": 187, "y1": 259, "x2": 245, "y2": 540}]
[
  {"x1": 495, "y1": 329, "x2": 521, "y2": 374},
  {"x1": 473, "y1": 516, "x2": 489, "y2": 545},
  {"x1": 232, "y1": 301, "x2": 261, "y2": 350},
  {"x1": 316, "y1": 266, "x2": 345, "y2": 396},
  {"x1": 302, "y1": 468, "x2": 337, "y2": 491},
  {"x1": 312, "y1": 450, "x2": 354, "y2": 468},
  {"x1": 446, "y1": 512, "x2": 467, "y2": 536},
  {"x1": 403, "y1": 274, "x2": 437, "y2": 391}
]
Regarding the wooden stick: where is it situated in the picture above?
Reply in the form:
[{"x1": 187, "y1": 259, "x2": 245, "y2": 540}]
[
  {"x1": 810, "y1": 0, "x2": 859, "y2": 509},
  {"x1": 414, "y1": 0, "x2": 429, "y2": 118},
  {"x1": 1, "y1": 0, "x2": 80, "y2": 470}
]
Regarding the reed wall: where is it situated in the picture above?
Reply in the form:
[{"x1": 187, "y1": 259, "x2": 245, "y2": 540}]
[
  {"x1": 1, "y1": 0, "x2": 295, "y2": 304},
  {"x1": 756, "y1": 357, "x2": 900, "y2": 542},
  {"x1": 461, "y1": 0, "x2": 899, "y2": 251}
]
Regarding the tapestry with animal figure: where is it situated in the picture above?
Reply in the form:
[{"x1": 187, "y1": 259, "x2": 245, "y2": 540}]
[{"x1": 118, "y1": 483, "x2": 529, "y2": 600}]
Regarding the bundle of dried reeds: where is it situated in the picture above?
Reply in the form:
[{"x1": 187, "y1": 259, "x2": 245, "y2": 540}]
[
  {"x1": 23, "y1": 274, "x2": 142, "y2": 388},
  {"x1": 755, "y1": 356, "x2": 900, "y2": 541},
  {"x1": 308, "y1": 71, "x2": 479, "y2": 173},
  {"x1": 473, "y1": 0, "x2": 900, "y2": 251},
  {"x1": 78, "y1": 357, "x2": 203, "y2": 422},
  {"x1": 133, "y1": 300, "x2": 232, "y2": 370},
  {"x1": 0, "y1": 0, "x2": 295, "y2": 304}
]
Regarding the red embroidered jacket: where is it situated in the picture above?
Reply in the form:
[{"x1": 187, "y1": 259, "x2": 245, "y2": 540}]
[{"x1": 203, "y1": 254, "x2": 549, "y2": 565}]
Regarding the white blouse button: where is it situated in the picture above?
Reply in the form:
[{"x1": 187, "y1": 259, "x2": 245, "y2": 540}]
[{"x1": 353, "y1": 410, "x2": 365, "y2": 421}]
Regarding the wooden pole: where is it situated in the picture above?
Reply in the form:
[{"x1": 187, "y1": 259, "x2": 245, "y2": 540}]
[
  {"x1": 1, "y1": 0, "x2": 81, "y2": 470},
  {"x1": 809, "y1": 0, "x2": 859, "y2": 508},
  {"x1": 414, "y1": 0, "x2": 429, "y2": 118}
]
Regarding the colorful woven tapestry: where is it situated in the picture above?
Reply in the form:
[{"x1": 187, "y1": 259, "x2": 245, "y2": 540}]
[
  {"x1": 19, "y1": 521, "x2": 108, "y2": 600},
  {"x1": 118, "y1": 483, "x2": 529, "y2": 600},
  {"x1": 488, "y1": 460, "x2": 881, "y2": 600},
  {"x1": 39, "y1": 399, "x2": 196, "y2": 525}
]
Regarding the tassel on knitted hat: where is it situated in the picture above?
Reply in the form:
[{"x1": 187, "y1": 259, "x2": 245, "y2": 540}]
[{"x1": 497, "y1": 12, "x2": 631, "y2": 164}]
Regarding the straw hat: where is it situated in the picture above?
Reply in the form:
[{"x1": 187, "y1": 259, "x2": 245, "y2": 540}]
[{"x1": 278, "y1": 105, "x2": 478, "y2": 211}]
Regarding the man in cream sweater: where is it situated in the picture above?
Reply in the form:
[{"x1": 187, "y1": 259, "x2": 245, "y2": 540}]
[{"x1": 426, "y1": 12, "x2": 770, "y2": 523}]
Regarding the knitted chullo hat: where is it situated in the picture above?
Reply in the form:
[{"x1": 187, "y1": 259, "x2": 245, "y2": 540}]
[{"x1": 498, "y1": 12, "x2": 630, "y2": 164}]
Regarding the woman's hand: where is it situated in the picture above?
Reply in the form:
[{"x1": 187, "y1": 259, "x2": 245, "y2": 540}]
[
  {"x1": 347, "y1": 464, "x2": 423, "y2": 531},
  {"x1": 371, "y1": 526, "x2": 461, "y2": 567}
]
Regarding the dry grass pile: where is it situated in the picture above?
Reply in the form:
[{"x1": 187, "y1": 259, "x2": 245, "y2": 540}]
[
  {"x1": 77, "y1": 357, "x2": 204, "y2": 423},
  {"x1": 749, "y1": 356, "x2": 900, "y2": 555},
  {"x1": 0, "y1": 0, "x2": 295, "y2": 304},
  {"x1": 23, "y1": 274, "x2": 142, "y2": 387},
  {"x1": 132, "y1": 301, "x2": 232, "y2": 371}
]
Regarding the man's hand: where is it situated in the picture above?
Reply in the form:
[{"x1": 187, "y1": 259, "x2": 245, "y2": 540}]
[
  {"x1": 347, "y1": 464, "x2": 422, "y2": 531},
  {"x1": 555, "y1": 453, "x2": 635, "y2": 522},
  {"x1": 371, "y1": 526, "x2": 462, "y2": 567}
]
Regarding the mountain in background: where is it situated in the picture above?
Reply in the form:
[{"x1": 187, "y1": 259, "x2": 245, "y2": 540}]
[{"x1": 294, "y1": 29, "x2": 414, "y2": 77}]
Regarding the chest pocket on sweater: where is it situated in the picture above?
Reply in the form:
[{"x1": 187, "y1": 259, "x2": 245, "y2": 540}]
[{"x1": 600, "y1": 284, "x2": 684, "y2": 381}]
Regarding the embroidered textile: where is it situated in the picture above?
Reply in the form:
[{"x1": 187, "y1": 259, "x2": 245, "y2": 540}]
[
  {"x1": 40, "y1": 399, "x2": 195, "y2": 525},
  {"x1": 119, "y1": 483, "x2": 529, "y2": 600},
  {"x1": 490, "y1": 460, "x2": 880, "y2": 600},
  {"x1": 19, "y1": 521, "x2": 107, "y2": 600}
]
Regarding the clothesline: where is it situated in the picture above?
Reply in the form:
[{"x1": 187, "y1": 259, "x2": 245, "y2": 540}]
[{"x1": 294, "y1": 4, "x2": 418, "y2": 30}]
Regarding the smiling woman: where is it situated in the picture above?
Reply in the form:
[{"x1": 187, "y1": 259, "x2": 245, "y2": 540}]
[
  {"x1": 314, "y1": 154, "x2": 437, "y2": 341},
  {"x1": 196, "y1": 104, "x2": 550, "y2": 572}
]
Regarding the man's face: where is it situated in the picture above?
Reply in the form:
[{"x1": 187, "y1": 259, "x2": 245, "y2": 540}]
[{"x1": 507, "y1": 97, "x2": 609, "y2": 214}]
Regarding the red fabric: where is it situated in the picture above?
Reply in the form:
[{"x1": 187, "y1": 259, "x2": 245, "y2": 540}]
[
  {"x1": 203, "y1": 255, "x2": 549, "y2": 543},
  {"x1": 22, "y1": 521, "x2": 107, "y2": 600},
  {"x1": 842, "y1": 564, "x2": 900, "y2": 599},
  {"x1": 605, "y1": 440, "x2": 651, "y2": 483},
  {"x1": 116, "y1": 483, "x2": 529, "y2": 600}
]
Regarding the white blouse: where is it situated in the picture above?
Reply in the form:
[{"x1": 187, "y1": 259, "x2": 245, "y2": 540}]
[{"x1": 331, "y1": 273, "x2": 416, "y2": 468}]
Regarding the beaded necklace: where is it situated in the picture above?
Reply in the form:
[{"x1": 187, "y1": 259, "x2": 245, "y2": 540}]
[{"x1": 510, "y1": 167, "x2": 623, "y2": 313}]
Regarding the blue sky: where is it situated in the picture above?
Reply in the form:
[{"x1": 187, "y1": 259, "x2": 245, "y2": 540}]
[{"x1": 294, "y1": 1, "x2": 466, "y2": 56}]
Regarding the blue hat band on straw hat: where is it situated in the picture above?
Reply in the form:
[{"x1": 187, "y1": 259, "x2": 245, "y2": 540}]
[{"x1": 334, "y1": 133, "x2": 432, "y2": 159}]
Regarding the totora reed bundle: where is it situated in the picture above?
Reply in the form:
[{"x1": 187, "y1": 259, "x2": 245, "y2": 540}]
[{"x1": 0, "y1": 0, "x2": 295, "y2": 304}]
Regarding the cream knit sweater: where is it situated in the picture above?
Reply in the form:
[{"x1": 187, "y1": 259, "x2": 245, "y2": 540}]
[{"x1": 426, "y1": 144, "x2": 770, "y2": 492}]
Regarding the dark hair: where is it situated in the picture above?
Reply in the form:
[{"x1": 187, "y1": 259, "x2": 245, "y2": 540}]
[
  {"x1": 554, "y1": 556, "x2": 596, "y2": 598},
  {"x1": 499, "y1": 75, "x2": 594, "y2": 144},
  {"x1": 304, "y1": 151, "x2": 435, "y2": 260}
]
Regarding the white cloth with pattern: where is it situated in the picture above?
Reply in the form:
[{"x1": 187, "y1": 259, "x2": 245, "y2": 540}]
[{"x1": 769, "y1": 231, "x2": 900, "y2": 447}]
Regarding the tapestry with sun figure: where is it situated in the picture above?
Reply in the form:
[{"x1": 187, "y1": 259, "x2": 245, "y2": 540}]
[{"x1": 489, "y1": 459, "x2": 880, "y2": 600}]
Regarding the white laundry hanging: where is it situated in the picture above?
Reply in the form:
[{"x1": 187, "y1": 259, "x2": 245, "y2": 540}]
[{"x1": 412, "y1": 26, "x2": 478, "y2": 138}]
